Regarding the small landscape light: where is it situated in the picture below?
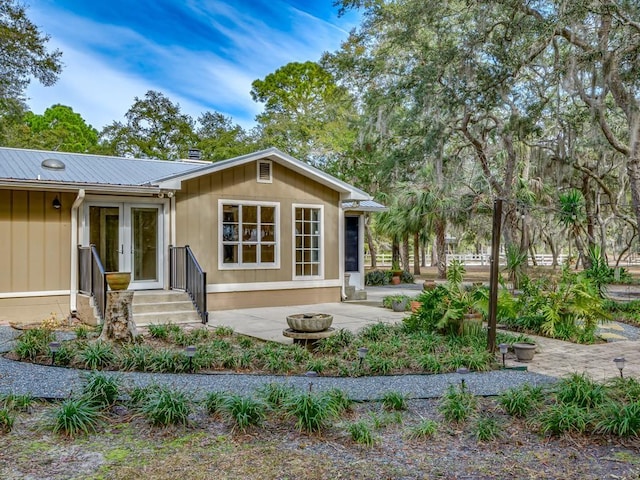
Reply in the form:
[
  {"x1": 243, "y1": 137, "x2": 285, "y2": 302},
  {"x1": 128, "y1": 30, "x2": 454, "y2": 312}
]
[
  {"x1": 613, "y1": 357, "x2": 626, "y2": 378},
  {"x1": 305, "y1": 370, "x2": 318, "y2": 393},
  {"x1": 498, "y1": 343, "x2": 509, "y2": 368},
  {"x1": 357, "y1": 347, "x2": 368, "y2": 368},
  {"x1": 49, "y1": 341, "x2": 60, "y2": 365},
  {"x1": 185, "y1": 345, "x2": 197, "y2": 371},
  {"x1": 457, "y1": 367, "x2": 469, "y2": 391}
]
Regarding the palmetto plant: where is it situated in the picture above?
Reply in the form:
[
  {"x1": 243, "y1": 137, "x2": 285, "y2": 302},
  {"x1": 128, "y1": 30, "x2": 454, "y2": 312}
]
[{"x1": 504, "y1": 243, "x2": 527, "y2": 292}]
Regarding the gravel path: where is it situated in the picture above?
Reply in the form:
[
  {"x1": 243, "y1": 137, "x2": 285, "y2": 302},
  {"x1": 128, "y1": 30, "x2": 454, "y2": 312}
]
[
  {"x1": 0, "y1": 355, "x2": 555, "y2": 401},
  {"x1": 0, "y1": 325, "x2": 556, "y2": 401}
]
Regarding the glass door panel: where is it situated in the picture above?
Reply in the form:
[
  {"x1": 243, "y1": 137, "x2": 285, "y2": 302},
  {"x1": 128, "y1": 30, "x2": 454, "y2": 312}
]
[
  {"x1": 89, "y1": 206, "x2": 122, "y2": 272},
  {"x1": 131, "y1": 207, "x2": 158, "y2": 282}
]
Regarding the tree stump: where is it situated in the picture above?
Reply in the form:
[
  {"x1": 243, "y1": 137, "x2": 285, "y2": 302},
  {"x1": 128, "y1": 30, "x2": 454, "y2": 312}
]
[{"x1": 99, "y1": 290, "x2": 138, "y2": 343}]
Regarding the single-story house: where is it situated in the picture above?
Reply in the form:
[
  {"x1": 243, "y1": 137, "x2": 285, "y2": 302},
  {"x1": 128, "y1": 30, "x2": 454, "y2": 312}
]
[{"x1": 0, "y1": 147, "x2": 383, "y2": 325}]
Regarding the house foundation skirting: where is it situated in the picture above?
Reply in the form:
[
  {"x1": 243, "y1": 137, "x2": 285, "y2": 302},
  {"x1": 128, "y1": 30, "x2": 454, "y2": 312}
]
[{"x1": 207, "y1": 287, "x2": 341, "y2": 311}]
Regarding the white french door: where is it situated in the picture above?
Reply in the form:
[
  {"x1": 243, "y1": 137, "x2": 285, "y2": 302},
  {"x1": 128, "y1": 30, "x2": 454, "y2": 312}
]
[{"x1": 85, "y1": 202, "x2": 164, "y2": 290}]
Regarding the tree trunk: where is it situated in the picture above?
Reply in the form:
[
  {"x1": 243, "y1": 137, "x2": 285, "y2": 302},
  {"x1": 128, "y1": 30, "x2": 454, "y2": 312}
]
[
  {"x1": 365, "y1": 216, "x2": 377, "y2": 268},
  {"x1": 434, "y1": 216, "x2": 447, "y2": 279},
  {"x1": 99, "y1": 291, "x2": 138, "y2": 343},
  {"x1": 401, "y1": 234, "x2": 410, "y2": 271},
  {"x1": 413, "y1": 232, "x2": 421, "y2": 275}
]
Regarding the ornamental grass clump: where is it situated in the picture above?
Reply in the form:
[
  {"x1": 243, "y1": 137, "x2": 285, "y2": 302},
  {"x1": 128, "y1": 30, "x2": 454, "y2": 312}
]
[
  {"x1": 222, "y1": 394, "x2": 266, "y2": 431},
  {"x1": 348, "y1": 420, "x2": 376, "y2": 446},
  {"x1": 381, "y1": 391, "x2": 408, "y2": 411},
  {"x1": 14, "y1": 327, "x2": 54, "y2": 361},
  {"x1": 439, "y1": 385, "x2": 477, "y2": 423},
  {"x1": 81, "y1": 371, "x2": 121, "y2": 408},
  {"x1": 78, "y1": 341, "x2": 116, "y2": 370},
  {"x1": 285, "y1": 391, "x2": 340, "y2": 433},
  {"x1": 52, "y1": 398, "x2": 103, "y2": 437},
  {"x1": 407, "y1": 418, "x2": 438, "y2": 439},
  {"x1": 0, "y1": 408, "x2": 15, "y2": 433},
  {"x1": 473, "y1": 415, "x2": 502, "y2": 442},
  {"x1": 499, "y1": 384, "x2": 544, "y2": 417},
  {"x1": 142, "y1": 386, "x2": 191, "y2": 427}
]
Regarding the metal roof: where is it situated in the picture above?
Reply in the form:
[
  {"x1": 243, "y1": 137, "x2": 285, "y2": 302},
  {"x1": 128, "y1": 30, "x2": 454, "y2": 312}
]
[
  {"x1": 0, "y1": 147, "x2": 205, "y2": 187},
  {"x1": 0, "y1": 147, "x2": 374, "y2": 202},
  {"x1": 342, "y1": 199, "x2": 387, "y2": 212}
]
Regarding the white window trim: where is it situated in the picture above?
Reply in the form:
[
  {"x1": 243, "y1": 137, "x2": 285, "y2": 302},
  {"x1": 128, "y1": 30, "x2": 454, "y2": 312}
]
[
  {"x1": 256, "y1": 160, "x2": 273, "y2": 183},
  {"x1": 218, "y1": 199, "x2": 280, "y2": 270},
  {"x1": 292, "y1": 203, "x2": 324, "y2": 280}
]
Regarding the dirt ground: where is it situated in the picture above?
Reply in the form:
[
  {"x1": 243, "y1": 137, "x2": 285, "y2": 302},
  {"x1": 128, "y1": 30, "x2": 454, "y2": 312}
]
[{"x1": 2, "y1": 397, "x2": 639, "y2": 480}]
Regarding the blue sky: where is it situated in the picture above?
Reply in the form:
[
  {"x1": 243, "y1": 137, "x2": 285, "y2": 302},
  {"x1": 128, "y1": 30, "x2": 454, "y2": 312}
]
[{"x1": 25, "y1": 1, "x2": 360, "y2": 131}]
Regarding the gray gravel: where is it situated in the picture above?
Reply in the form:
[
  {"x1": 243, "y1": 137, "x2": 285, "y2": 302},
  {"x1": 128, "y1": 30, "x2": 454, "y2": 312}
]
[
  {"x1": 0, "y1": 324, "x2": 556, "y2": 401},
  {"x1": 0, "y1": 355, "x2": 556, "y2": 402}
]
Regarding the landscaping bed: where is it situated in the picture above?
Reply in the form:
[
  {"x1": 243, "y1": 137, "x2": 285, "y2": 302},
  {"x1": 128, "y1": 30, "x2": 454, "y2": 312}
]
[{"x1": 1, "y1": 375, "x2": 639, "y2": 480}]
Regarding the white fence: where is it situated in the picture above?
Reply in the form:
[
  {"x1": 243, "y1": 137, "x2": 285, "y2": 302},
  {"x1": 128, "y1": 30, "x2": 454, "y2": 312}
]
[{"x1": 366, "y1": 253, "x2": 567, "y2": 267}]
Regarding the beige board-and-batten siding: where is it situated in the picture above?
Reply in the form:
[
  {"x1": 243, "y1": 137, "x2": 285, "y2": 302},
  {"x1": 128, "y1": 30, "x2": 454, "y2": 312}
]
[
  {"x1": 174, "y1": 159, "x2": 342, "y2": 305},
  {"x1": 0, "y1": 189, "x2": 73, "y2": 323}
]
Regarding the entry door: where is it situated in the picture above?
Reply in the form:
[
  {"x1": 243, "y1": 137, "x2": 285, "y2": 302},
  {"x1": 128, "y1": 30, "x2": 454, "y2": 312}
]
[{"x1": 88, "y1": 203, "x2": 164, "y2": 290}]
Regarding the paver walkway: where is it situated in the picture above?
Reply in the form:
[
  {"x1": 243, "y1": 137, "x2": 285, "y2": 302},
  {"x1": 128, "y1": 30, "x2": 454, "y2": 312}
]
[{"x1": 522, "y1": 333, "x2": 640, "y2": 380}]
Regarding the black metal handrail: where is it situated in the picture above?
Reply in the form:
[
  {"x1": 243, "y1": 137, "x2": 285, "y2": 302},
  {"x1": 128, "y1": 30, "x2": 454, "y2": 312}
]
[
  {"x1": 169, "y1": 245, "x2": 208, "y2": 324},
  {"x1": 78, "y1": 245, "x2": 107, "y2": 321}
]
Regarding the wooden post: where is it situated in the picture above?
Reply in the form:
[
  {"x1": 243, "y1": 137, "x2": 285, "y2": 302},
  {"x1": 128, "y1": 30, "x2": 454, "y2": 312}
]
[{"x1": 487, "y1": 198, "x2": 503, "y2": 353}]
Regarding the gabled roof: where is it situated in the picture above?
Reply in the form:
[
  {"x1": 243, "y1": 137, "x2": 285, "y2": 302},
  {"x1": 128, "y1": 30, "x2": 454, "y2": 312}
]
[
  {"x1": 0, "y1": 146, "x2": 371, "y2": 201},
  {"x1": 156, "y1": 148, "x2": 371, "y2": 201}
]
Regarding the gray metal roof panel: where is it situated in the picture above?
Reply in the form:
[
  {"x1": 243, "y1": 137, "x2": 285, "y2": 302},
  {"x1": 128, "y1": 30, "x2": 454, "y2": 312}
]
[{"x1": 0, "y1": 148, "x2": 203, "y2": 186}]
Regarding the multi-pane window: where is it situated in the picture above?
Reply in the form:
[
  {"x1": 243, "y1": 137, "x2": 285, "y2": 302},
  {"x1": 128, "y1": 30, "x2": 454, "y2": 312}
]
[
  {"x1": 294, "y1": 206, "x2": 322, "y2": 277},
  {"x1": 221, "y1": 202, "x2": 277, "y2": 267}
]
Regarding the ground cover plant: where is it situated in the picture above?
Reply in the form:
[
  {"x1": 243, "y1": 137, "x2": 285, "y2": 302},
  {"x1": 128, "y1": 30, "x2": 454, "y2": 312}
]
[
  {"x1": 2, "y1": 376, "x2": 639, "y2": 479},
  {"x1": 7, "y1": 320, "x2": 527, "y2": 376}
]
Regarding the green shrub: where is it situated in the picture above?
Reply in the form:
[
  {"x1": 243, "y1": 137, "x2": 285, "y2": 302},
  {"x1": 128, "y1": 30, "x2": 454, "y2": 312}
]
[
  {"x1": 473, "y1": 416, "x2": 502, "y2": 442},
  {"x1": 316, "y1": 329, "x2": 354, "y2": 353},
  {"x1": 0, "y1": 408, "x2": 15, "y2": 433},
  {"x1": 119, "y1": 343, "x2": 154, "y2": 371},
  {"x1": 223, "y1": 394, "x2": 266, "y2": 430},
  {"x1": 213, "y1": 325, "x2": 234, "y2": 337},
  {"x1": 594, "y1": 401, "x2": 640, "y2": 437},
  {"x1": 348, "y1": 420, "x2": 375, "y2": 446},
  {"x1": 81, "y1": 372, "x2": 121, "y2": 408},
  {"x1": 73, "y1": 325, "x2": 90, "y2": 340},
  {"x1": 203, "y1": 391, "x2": 229, "y2": 417},
  {"x1": 438, "y1": 385, "x2": 477, "y2": 423},
  {"x1": 14, "y1": 328, "x2": 54, "y2": 361},
  {"x1": 52, "y1": 342, "x2": 76, "y2": 366},
  {"x1": 78, "y1": 341, "x2": 116, "y2": 370},
  {"x1": 499, "y1": 384, "x2": 543, "y2": 417},
  {"x1": 1, "y1": 393, "x2": 34, "y2": 412},
  {"x1": 149, "y1": 348, "x2": 188, "y2": 373},
  {"x1": 407, "y1": 418, "x2": 438, "y2": 439},
  {"x1": 538, "y1": 403, "x2": 589, "y2": 435},
  {"x1": 142, "y1": 386, "x2": 191, "y2": 426},
  {"x1": 324, "y1": 388, "x2": 352, "y2": 414},
  {"x1": 285, "y1": 392, "x2": 339, "y2": 433},
  {"x1": 554, "y1": 373, "x2": 605, "y2": 409},
  {"x1": 365, "y1": 269, "x2": 389, "y2": 286},
  {"x1": 257, "y1": 383, "x2": 295, "y2": 409},
  {"x1": 147, "y1": 324, "x2": 170, "y2": 340},
  {"x1": 52, "y1": 398, "x2": 102, "y2": 437},
  {"x1": 381, "y1": 391, "x2": 408, "y2": 411}
]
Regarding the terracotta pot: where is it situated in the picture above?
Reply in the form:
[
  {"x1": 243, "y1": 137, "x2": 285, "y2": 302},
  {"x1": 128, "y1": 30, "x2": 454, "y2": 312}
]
[
  {"x1": 423, "y1": 281, "x2": 436, "y2": 291},
  {"x1": 105, "y1": 272, "x2": 131, "y2": 291},
  {"x1": 513, "y1": 342, "x2": 537, "y2": 362},
  {"x1": 410, "y1": 300, "x2": 422, "y2": 313}
]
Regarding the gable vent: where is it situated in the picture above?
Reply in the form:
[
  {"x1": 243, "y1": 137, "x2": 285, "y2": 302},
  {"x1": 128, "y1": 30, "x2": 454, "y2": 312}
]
[{"x1": 257, "y1": 160, "x2": 272, "y2": 183}]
